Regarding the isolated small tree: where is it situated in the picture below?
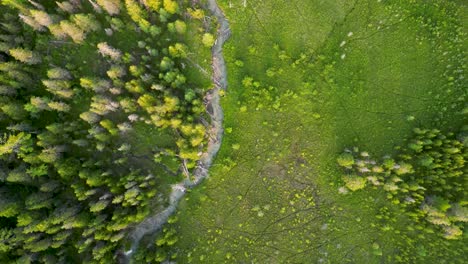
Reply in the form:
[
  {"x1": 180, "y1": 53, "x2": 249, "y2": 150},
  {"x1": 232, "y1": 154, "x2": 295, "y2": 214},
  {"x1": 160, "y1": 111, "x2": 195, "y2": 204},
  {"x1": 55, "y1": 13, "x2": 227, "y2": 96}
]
[
  {"x1": 202, "y1": 33, "x2": 215, "y2": 47},
  {"x1": 337, "y1": 153, "x2": 355, "y2": 167},
  {"x1": 343, "y1": 175, "x2": 366, "y2": 191}
]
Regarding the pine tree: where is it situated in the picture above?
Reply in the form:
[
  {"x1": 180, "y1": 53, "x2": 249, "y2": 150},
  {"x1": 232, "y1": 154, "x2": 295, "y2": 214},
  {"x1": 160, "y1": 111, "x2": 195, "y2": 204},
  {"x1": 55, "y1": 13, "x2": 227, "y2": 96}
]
[
  {"x1": 1, "y1": 102, "x2": 28, "y2": 120},
  {"x1": 59, "y1": 20, "x2": 85, "y2": 43},
  {"x1": 9, "y1": 48, "x2": 41, "y2": 65},
  {"x1": 71, "y1": 13, "x2": 101, "y2": 32},
  {"x1": 28, "y1": 96, "x2": 50, "y2": 112},
  {"x1": 2, "y1": 0, "x2": 28, "y2": 13},
  {"x1": 48, "y1": 23, "x2": 67, "y2": 39},
  {"x1": 0, "y1": 228, "x2": 15, "y2": 253},
  {"x1": 19, "y1": 14, "x2": 45, "y2": 31},
  {"x1": 47, "y1": 101, "x2": 71, "y2": 112},
  {"x1": 80, "y1": 77, "x2": 111, "y2": 93},
  {"x1": 97, "y1": 42, "x2": 122, "y2": 61},
  {"x1": 0, "y1": 85, "x2": 17, "y2": 95},
  {"x1": 27, "y1": 0, "x2": 45, "y2": 10},
  {"x1": 56, "y1": 1, "x2": 81, "y2": 14},
  {"x1": 42, "y1": 79, "x2": 73, "y2": 99},
  {"x1": 96, "y1": 0, "x2": 121, "y2": 15},
  {"x1": 80, "y1": 111, "x2": 101, "y2": 124},
  {"x1": 0, "y1": 133, "x2": 29, "y2": 155},
  {"x1": 30, "y1": 9, "x2": 53, "y2": 27},
  {"x1": 38, "y1": 146, "x2": 63, "y2": 163},
  {"x1": 47, "y1": 67, "x2": 72, "y2": 80}
]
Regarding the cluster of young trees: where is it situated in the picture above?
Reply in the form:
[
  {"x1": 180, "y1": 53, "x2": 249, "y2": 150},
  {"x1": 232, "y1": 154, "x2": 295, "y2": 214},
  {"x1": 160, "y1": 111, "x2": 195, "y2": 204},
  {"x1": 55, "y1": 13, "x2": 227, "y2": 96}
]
[
  {"x1": 337, "y1": 126, "x2": 467, "y2": 240},
  {"x1": 0, "y1": 0, "x2": 210, "y2": 262},
  {"x1": 131, "y1": 215, "x2": 179, "y2": 263}
]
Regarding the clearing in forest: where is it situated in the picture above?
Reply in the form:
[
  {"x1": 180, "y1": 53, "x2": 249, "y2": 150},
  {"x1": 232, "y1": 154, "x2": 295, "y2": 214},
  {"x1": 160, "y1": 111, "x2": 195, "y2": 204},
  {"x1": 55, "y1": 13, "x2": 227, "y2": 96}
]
[{"x1": 166, "y1": 0, "x2": 466, "y2": 263}]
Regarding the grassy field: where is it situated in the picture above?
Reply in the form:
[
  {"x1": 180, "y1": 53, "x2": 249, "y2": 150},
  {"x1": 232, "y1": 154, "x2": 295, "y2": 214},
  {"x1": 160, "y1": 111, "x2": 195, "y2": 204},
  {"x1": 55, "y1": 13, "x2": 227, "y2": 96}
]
[{"x1": 170, "y1": 0, "x2": 467, "y2": 263}]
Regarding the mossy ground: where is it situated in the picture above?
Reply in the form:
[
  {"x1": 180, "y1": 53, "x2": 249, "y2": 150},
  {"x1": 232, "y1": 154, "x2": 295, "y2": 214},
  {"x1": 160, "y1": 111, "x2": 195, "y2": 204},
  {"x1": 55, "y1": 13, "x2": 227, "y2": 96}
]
[{"x1": 172, "y1": 0, "x2": 466, "y2": 263}]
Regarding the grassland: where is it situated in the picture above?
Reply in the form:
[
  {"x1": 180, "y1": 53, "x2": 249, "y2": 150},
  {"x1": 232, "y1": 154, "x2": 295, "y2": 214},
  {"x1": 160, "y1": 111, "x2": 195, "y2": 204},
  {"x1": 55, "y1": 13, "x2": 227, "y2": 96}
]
[{"x1": 170, "y1": 0, "x2": 467, "y2": 263}]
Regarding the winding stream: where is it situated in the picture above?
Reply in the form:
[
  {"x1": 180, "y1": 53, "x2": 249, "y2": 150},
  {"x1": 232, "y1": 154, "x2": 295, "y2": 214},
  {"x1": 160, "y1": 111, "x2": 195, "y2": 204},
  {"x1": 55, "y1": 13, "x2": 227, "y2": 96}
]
[{"x1": 123, "y1": 0, "x2": 231, "y2": 261}]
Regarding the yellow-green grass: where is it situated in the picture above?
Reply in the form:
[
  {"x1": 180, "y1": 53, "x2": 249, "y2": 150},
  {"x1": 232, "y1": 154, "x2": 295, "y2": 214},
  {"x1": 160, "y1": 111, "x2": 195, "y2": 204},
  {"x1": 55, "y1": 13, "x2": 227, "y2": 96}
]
[{"x1": 173, "y1": 0, "x2": 466, "y2": 263}]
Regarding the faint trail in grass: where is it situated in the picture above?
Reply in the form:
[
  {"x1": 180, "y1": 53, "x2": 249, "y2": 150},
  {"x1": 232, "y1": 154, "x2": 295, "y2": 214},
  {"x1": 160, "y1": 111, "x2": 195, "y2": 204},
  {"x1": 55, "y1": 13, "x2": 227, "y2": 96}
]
[{"x1": 122, "y1": 0, "x2": 231, "y2": 262}]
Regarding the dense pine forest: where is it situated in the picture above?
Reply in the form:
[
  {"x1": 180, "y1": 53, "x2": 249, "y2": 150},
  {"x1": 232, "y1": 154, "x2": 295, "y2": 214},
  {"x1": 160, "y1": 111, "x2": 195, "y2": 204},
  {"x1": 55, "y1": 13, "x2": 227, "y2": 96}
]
[{"x1": 0, "y1": 0, "x2": 213, "y2": 262}]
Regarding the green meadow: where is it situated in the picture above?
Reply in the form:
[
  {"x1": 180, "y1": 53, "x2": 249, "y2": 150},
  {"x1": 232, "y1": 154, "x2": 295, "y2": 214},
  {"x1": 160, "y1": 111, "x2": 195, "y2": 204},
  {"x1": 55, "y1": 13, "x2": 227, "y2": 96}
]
[{"x1": 171, "y1": 0, "x2": 467, "y2": 263}]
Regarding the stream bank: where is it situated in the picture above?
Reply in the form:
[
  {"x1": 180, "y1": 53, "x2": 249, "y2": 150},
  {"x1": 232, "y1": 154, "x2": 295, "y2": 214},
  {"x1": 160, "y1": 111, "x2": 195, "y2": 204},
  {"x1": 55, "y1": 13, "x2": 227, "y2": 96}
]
[{"x1": 122, "y1": 0, "x2": 231, "y2": 261}]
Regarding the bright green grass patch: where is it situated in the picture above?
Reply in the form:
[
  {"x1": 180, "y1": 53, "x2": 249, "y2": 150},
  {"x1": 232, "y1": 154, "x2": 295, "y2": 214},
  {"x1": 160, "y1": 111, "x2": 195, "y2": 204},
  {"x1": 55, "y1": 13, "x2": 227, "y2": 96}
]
[{"x1": 171, "y1": 0, "x2": 466, "y2": 263}]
